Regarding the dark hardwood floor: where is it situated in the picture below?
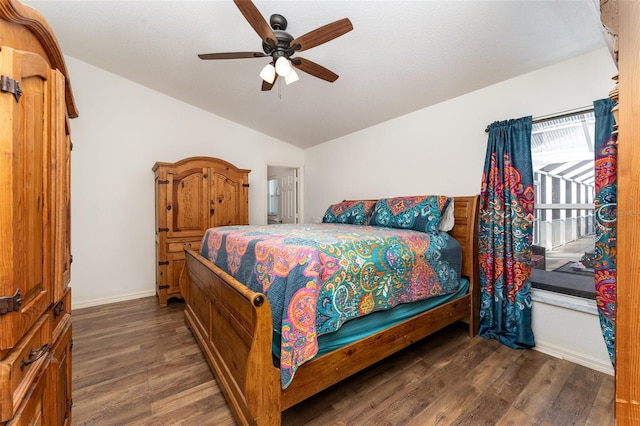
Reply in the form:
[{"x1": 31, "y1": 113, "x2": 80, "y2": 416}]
[{"x1": 71, "y1": 297, "x2": 614, "y2": 425}]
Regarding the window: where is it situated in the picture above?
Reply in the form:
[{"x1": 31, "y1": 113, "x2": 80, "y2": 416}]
[
  {"x1": 530, "y1": 110, "x2": 596, "y2": 299},
  {"x1": 267, "y1": 178, "x2": 279, "y2": 217}
]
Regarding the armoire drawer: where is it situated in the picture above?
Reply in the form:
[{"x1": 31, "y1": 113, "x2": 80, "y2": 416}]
[
  {"x1": 6, "y1": 361, "x2": 47, "y2": 426},
  {"x1": 0, "y1": 314, "x2": 50, "y2": 422},
  {"x1": 168, "y1": 240, "x2": 200, "y2": 253}
]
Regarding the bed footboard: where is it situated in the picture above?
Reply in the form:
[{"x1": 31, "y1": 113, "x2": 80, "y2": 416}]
[{"x1": 183, "y1": 249, "x2": 280, "y2": 425}]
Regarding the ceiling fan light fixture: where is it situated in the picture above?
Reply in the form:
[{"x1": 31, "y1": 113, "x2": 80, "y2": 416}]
[
  {"x1": 275, "y1": 56, "x2": 291, "y2": 76},
  {"x1": 259, "y1": 63, "x2": 276, "y2": 83},
  {"x1": 284, "y1": 68, "x2": 299, "y2": 85}
]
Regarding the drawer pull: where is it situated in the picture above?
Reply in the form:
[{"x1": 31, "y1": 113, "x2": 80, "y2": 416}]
[
  {"x1": 54, "y1": 300, "x2": 65, "y2": 318},
  {"x1": 20, "y1": 344, "x2": 50, "y2": 370}
]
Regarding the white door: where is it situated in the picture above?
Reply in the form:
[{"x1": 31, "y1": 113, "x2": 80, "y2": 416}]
[{"x1": 279, "y1": 169, "x2": 298, "y2": 224}]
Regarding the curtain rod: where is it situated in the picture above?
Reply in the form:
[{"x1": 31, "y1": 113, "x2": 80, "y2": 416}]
[{"x1": 484, "y1": 105, "x2": 594, "y2": 133}]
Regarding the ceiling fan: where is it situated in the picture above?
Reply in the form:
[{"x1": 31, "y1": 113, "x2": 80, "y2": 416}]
[{"x1": 198, "y1": 0, "x2": 353, "y2": 91}]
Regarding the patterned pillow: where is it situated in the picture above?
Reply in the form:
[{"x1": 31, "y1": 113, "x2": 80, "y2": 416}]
[
  {"x1": 322, "y1": 200, "x2": 377, "y2": 225},
  {"x1": 368, "y1": 195, "x2": 452, "y2": 233}
]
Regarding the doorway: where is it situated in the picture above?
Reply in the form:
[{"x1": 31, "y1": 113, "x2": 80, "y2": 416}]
[{"x1": 266, "y1": 165, "x2": 302, "y2": 224}]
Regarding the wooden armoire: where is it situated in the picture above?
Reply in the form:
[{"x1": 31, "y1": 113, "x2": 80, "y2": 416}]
[
  {"x1": 0, "y1": 0, "x2": 76, "y2": 424},
  {"x1": 153, "y1": 157, "x2": 250, "y2": 306}
]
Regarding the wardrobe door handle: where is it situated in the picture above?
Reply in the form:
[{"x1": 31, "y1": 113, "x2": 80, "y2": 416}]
[
  {"x1": 20, "y1": 344, "x2": 50, "y2": 370},
  {"x1": 54, "y1": 300, "x2": 65, "y2": 318}
]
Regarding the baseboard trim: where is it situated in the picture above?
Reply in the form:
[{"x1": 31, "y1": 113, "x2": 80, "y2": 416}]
[
  {"x1": 533, "y1": 341, "x2": 614, "y2": 376},
  {"x1": 72, "y1": 290, "x2": 157, "y2": 310}
]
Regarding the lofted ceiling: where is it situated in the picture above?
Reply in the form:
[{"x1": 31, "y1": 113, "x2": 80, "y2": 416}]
[{"x1": 24, "y1": 0, "x2": 608, "y2": 149}]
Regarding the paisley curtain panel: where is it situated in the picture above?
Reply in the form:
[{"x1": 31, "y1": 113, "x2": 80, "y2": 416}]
[
  {"x1": 479, "y1": 116, "x2": 535, "y2": 349},
  {"x1": 593, "y1": 98, "x2": 617, "y2": 365}
]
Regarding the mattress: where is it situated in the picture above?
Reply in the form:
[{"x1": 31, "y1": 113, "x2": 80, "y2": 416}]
[{"x1": 273, "y1": 278, "x2": 470, "y2": 359}]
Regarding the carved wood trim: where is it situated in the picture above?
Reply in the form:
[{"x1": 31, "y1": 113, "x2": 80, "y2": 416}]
[{"x1": 0, "y1": 0, "x2": 78, "y2": 117}]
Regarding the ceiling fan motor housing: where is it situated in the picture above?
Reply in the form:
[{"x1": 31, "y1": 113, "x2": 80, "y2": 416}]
[{"x1": 262, "y1": 14, "x2": 295, "y2": 59}]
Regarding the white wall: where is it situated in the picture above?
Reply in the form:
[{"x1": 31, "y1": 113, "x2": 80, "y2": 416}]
[
  {"x1": 303, "y1": 47, "x2": 617, "y2": 375},
  {"x1": 304, "y1": 48, "x2": 618, "y2": 220},
  {"x1": 532, "y1": 289, "x2": 613, "y2": 375},
  {"x1": 66, "y1": 56, "x2": 304, "y2": 309}
]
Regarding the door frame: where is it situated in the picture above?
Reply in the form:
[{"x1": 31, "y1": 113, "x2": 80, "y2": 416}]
[{"x1": 265, "y1": 163, "x2": 303, "y2": 224}]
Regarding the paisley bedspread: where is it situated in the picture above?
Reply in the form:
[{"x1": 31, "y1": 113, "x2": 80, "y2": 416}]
[{"x1": 200, "y1": 223, "x2": 461, "y2": 388}]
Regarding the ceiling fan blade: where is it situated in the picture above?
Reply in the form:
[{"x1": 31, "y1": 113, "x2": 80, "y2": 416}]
[
  {"x1": 198, "y1": 52, "x2": 267, "y2": 60},
  {"x1": 261, "y1": 77, "x2": 277, "y2": 91},
  {"x1": 291, "y1": 57, "x2": 339, "y2": 82},
  {"x1": 233, "y1": 0, "x2": 278, "y2": 46},
  {"x1": 290, "y1": 18, "x2": 353, "y2": 52}
]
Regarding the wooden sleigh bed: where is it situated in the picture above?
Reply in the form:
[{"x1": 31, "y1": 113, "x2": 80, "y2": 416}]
[{"x1": 181, "y1": 195, "x2": 479, "y2": 425}]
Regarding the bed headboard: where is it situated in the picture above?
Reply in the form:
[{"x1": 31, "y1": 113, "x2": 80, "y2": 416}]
[
  {"x1": 449, "y1": 195, "x2": 479, "y2": 282},
  {"x1": 449, "y1": 195, "x2": 480, "y2": 335}
]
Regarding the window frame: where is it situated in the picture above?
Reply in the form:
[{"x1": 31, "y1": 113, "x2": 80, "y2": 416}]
[{"x1": 529, "y1": 108, "x2": 596, "y2": 300}]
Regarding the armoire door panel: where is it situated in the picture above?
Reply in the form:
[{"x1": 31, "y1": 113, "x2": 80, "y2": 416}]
[
  {"x1": 22, "y1": 77, "x2": 46, "y2": 307},
  {"x1": 62, "y1": 128, "x2": 72, "y2": 289},
  {"x1": 167, "y1": 169, "x2": 209, "y2": 238},
  {"x1": 0, "y1": 47, "x2": 53, "y2": 352},
  {"x1": 210, "y1": 173, "x2": 245, "y2": 227},
  {"x1": 50, "y1": 70, "x2": 70, "y2": 303}
]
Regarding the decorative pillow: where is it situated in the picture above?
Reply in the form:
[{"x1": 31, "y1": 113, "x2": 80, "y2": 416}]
[
  {"x1": 322, "y1": 200, "x2": 377, "y2": 225},
  {"x1": 438, "y1": 201, "x2": 455, "y2": 232},
  {"x1": 346, "y1": 199, "x2": 377, "y2": 223},
  {"x1": 368, "y1": 195, "x2": 452, "y2": 233}
]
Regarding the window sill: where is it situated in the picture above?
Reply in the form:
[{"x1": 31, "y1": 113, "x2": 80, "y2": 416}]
[
  {"x1": 531, "y1": 288, "x2": 598, "y2": 315},
  {"x1": 531, "y1": 268, "x2": 595, "y2": 300}
]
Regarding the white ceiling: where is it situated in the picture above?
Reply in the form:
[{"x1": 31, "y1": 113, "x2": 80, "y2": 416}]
[{"x1": 24, "y1": 0, "x2": 608, "y2": 149}]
